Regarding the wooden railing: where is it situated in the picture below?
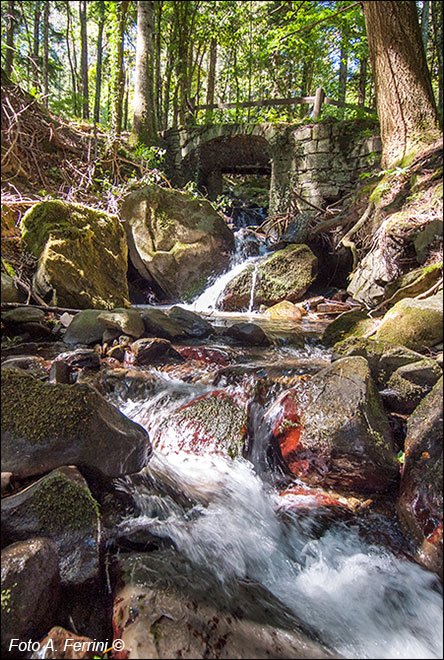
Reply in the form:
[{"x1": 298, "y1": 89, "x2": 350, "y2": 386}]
[{"x1": 194, "y1": 87, "x2": 375, "y2": 120}]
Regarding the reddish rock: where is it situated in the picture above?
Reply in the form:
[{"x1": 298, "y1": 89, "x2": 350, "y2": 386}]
[
  {"x1": 30, "y1": 627, "x2": 97, "y2": 659},
  {"x1": 131, "y1": 337, "x2": 184, "y2": 366},
  {"x1": 176, "y1": 345, "x2": 233, "y2": 367},
  {"x1": 278, "y1": 483, "x2": 371, "y2": 516}
]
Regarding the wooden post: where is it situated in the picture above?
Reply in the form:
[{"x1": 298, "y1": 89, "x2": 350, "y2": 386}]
[{"x1": 313, "y1": 87, "x2": 325, "y2": 119}]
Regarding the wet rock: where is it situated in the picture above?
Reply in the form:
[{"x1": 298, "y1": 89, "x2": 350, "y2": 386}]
[
  {"x1": 139, "y1": 308, "x2": 186, "y2": 340},
  {"x1": 153, "y1": 391, "x2": 248, "y2": 458},
  {"x1": 322, "y1": 310, "x2": 377, "y2": 347},
  {"x1": 263, "y1": 300, "x2": 304, "y2": 321},
  {"x1": 383, "y1": 359, "x2": 442, "y2": 413},
  {"x1": 2, "y1": 307, "x2": 46, "y2": 323},
  {"x1": 278, "y1": 482, "x2": 371, "y2": 519},
  {"x1": 1, "y1": 538, "x2": 60, "y2": 656},
  {"x1": 99, "y1": 367, "x2": 160, "y2": 401},
  {"x1": 21, "y1": 201, "x2": 129, "y2": 309},
  {"x1": 267, "y1": 356, "x2": 398, "y2": 493},
  {"x1": 223, "y1": 322, "x2": 271, "y2": 346},
  {"x1": 1, "y1": 272, "x2": 27, "y2": 303},
  {"x1": 397, "y1": 377, "x2": 443, "y2": 577},
  {"x1": 176, "y1": 345, "x2": 234, "y2": 367},
  {"x1": 374, "y1": 293, "x2": 443, "y2": 350},
  {"x1": 29, "y1": 627, "x2": 97, "y2": 659},
  {"x1": 97, "y1": 308, "x2": 145, "y2": 339},
  {"x1": 54, "y1": 348, "x2": 101, "y2": 370},
  {"x1": 221, "y1": 244, "x2": 318, "y2": 311},
  {"x1": 121, "y1": 184, "x2": 235, "y2": 301},
  {"x1": 2, "y1": 466, "x2": 100, "y2": 585},
  {"x1": 169, "y1": 305, "x2": 214, "y2": 337},
  {"x1": 131, "y1": 337, "x2": 184, "y2": 366},
  {"x1": 63, "y1": 310, "x2": 105, "y2": 346},
  {"x1": 49, "y1": 359, "x2": 72, "y2": 384},
  {"x1": 1, "y1": 355, "x2": 49, "y2": 378},
  {"x1": 1, "y1": 472, "x2": 13, "y2": 495},
  {"x1": 112, "y1": 549, "x2": 337, "y2": 659},
  {"x1": 1, "y1": 368, "x2": 151, "y2": 479}
]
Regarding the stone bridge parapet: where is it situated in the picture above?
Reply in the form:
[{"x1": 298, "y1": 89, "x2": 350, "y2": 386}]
[{"x1": 161, "y1": 118, "x2": 381, "y2": 215}]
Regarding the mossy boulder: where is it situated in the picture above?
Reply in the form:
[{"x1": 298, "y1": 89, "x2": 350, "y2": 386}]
[
  {"x1": 383, "y1": 262, "x2": 443, "y2": 306},
  {"x1": 169, "y1": 306, "x2": 214, "y2": 338},
  {"x1": 62, "y1": 309, "x2": 104, "y2": 345},
  {"x1": 1, "y1": 466, "x2": 100, "y2": 585},
  {"x1": 1, "y1": 272, "x2": 27, "y2": 303},
  {"x1": 153, "y1": 391, "x2": 247, "y2": 458},
  {"x1": 1, "y1": 538, "x2": 60, "y2": 656},
  {"x1": 1, "y1": 368, "x2": 151, "y2": 479},
  {"x1": 374, "y1": 294, "x2": 443, "y2": 350},
  {"x1": 220, "y1": 245, "x2": 317, "y2": 311},
  {"x1": 267, "y1": 356, "x2": 398, "y2": 493},
  {"x1": 322, "y1": 309, "x2": 377, "y2": 347},
  {"x1": 397, "y1": 377, "x2": 443, "y2": 577},
  {"x1": 97, "y1": 308, "x2": 145, "y2": 338},
  {"x1": 139, "y1": 308, "x2": 186, "y2": 340},
  {"x1": 121, "y1": 184, "x2": 235, "y2": 301},
  {"x1": 263, "y1": 300, "x2": 304, "y2": 321},
  {"x1": 21, "y1": 201, "x2": 129, "y2": 309},
  {"x1": 383, "y1": 359, "x2": 442, "y2": 413}
]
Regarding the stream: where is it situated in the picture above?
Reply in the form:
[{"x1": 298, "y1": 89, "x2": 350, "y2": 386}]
[{"x1": 112, "y1": 229, "x2": 442, "y2": 660}]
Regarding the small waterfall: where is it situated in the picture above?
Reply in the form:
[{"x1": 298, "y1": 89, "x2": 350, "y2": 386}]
[{"x1": 247, "y1": 262, "x2": 259, "y2": 314}]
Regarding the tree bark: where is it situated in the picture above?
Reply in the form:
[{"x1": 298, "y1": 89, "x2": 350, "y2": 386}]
[
  {"x1": 111, "y1": 0, "x2": 129, "y2": 137},
  {"x1": 4, "y1": 0, "x2": 16, "y2": 79},
  {"x1": 65, "y1": 1, "x2": 78, "y2": 115},
  {"x1": 132, "y1": 0, "x2": 157, "y2": 144},
  {"x1": 338, "y1": 36, "x2": 348, "y2": 118},
  {"x1": 42, "y1": 0, "x2": 49, "y2": 105},
  {"x1": 32, "y1": 0, "x2": 40, "y2": 90},
  {"x1": 362, "y1": 0, "x2": 440, "y2": 167},
  {"x1": 154, "y1": 1, "x2": 163, "y2": 130},
  {"x1": 358, "y1": 56, "x2": 367, "y2": 106},
  {"x1": 93, "y1": 1, "x2": 105, "y2": 125},
  {"x1": 205, "y1": 37, "x2": 217, "y2": 122},
  {"x1": 421, "y1": 0, "x2": 430, "y2": 48},
  {"x1": 431, "y1": 0, "x2": 442, "y2": 113},
  {"x1": 79, "y1": 0, "x2": 89, "y2": 119}
]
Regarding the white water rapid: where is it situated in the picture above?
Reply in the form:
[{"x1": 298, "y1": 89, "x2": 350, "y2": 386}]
[{"x1": 117, "y1": 372, "x2": 443, "y2": 660}]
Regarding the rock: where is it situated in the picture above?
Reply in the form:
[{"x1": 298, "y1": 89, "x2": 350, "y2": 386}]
[
  {"x1": 21, "y1": 201, "x2": 129, "y2": 309},
  {"x1": 97, "y1": 308, "x2": 145, "y2": 339},
  {"x1": 383, "y1": 359, "x2": 442, "y2": 413},
  {"x1": 1, "y1": 355, "x2": 49, "y2": 378},
  {"x1": 374, "y1": 294, "x2": 444, "y2": 350},
  {"x1": 63, "y1": 310, "x2": 105, "y2": 346},
  {"x1": 49, "y1": 360, "x2": 72, "y2": 384},
  {"x1": 1, "y1": 272, "x2": 27, "y2": 303},
  {"x1": 383, "y1": 263, "x2": 443, "y2": 306},
  {"x1": 169, "y1": 305, "x2": 214, "y2": 337},
  {"x1": 131, "y1": 337, "x2": 184, "y2": 366},
  {"x1": 29, "y1": 627, "x2": 97, "y2": 659},
  {"x1": 121, "y1": 184, "x2": 235, "y2": 301},
  {"x1": 99, "y1": 368, "x2": 161, "y2": 401},
  {"x1": 221, "y1": 245, "x2": 318, "y2": 311},
  {"x1": 267, "y1": 356, "x2": 398, "y2": 493},
  {"x1": 1, "y1": 369, "x2": 151, "y2": 479},
  {"x1": 139, "y1": 308, "x2": 186, "y2": 340},
  {"x1": 278, "y1": 483, "x2": 370, "y2": 518},
  {"x1": 1, "y1": 472, "x2": 13, "y2": 494},
  {"x1": 322, "y1": 310, "x2": 377, "y2": 347},
  {"x1": 54, "y1": 349, "x2": 101, "y2": 370},
  {"x1": 223, "y1": 322, "x2": 271, "y2": 346},
  {"x1": 413, "y1": 220, "x2": 443, "y2": 264},
  {"x1": 176, "y1": 345, "x2": 234, "y2": 367},
  {"x1": 1, "y1": 538, "x2": 60, "y2": 656},
  {"x1": 2, "y1": 466, "x2": 100, "y2": 585},
  {"x1": 2, "y1": 307, "x2": 46, "y2": 323},
  {"x1": 263, "y1": 300, "x2": 304, "y2": 321},
  {"x1": 153, "y1": 391, "x2": 248, "y2": 458},
  {"x1": 112, "y1": 549, "x2": 337, "y2": 660},
  {"x1": 397, "y1": 377, "x2": 443, "y2": 577}
]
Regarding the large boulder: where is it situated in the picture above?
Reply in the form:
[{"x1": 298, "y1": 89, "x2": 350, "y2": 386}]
[
  {"x1": 1, "y1": 272, "x2": 27, "y2": 303},
  {"x1": 384, "y1": 358, "x2": 442, "y2": 414},
  {"x1": 1, "y1": 368, "x2": 151, "y2": 479},
  {"x1": 322, "y1": 310, "x2": 377, "y2": 347},
  {"x1": 374, "y1": 293, "x2": 443, "y2": 350},
  {"x1": 112, "y1": 549, "x2": 337, "y2": 659},
  {"x1": 220, "y1": 245, "x2": 318, "y2": 311},
  {"x1": 397, "y1": 377, "x2": 443, "y2": 577},
  {"x1": 21, "y1": 201, "x2": 129, "y2": 309},
  {"x1": 2, "y1": 466, "x2": 100, "y2": 585},
  {"x1": 121, "y1": 184, "x2": 235, "y2": 301},
  {"x1": 266, "y1": 356, "x2": 398, "y2": 493},
  {"x1": 1, "y1": 538, "x2": 60, "y2": 656}
]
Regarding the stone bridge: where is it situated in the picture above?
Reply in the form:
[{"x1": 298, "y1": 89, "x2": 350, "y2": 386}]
[{"x1": 161, "y1": 119, "x2": 382, "y2": 215}]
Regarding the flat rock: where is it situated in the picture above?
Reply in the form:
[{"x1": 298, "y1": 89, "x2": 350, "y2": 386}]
[
  {"x1": 63, "y1": 310, "x2": 105, "y2": 346},
  {"x1": 139, "y1": 308, "x2": 186, "y2": 339},
  {"x1": 223, "y1": 322, "x2": 271, "y2": 346},
  {"x1": 374, "y1": 294, "x2": 443, "y2": 350},
  {"x1": 169, "y1": 305, "x2": 214, "y2": 337},
  {"x1": 98, "y1": 308, "x2": 145, "y2": 338},
  {"x1": 2, "y1": 307, "x2": 46, "y2": 323}
]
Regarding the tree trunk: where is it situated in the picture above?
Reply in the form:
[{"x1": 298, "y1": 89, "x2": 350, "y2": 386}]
[
  {"x1": 79, "y1": 0, "x2": 89, "y2": 119},
  {"x1": 205, "y1": 37, "x2": 217, "y2": 122},
  {"x1": 154, "y1": 1, "x2": 163, "y2": 130},
  {"x1": 4, "y1": 0, "x2": 16, "y2": 79},
  {"x1": 132, "y1": 0, "x2": 157, "y2": 144},
  {"x1": 431, "y1": 0, "x2": 443, "y2": 113},
  {"x1": 338, "y1": 36, "x2": 348, "y2": 118},
  {"x1": 421, "y1": 0, "x2": 430, "y2": 48},
  {"x1": 65, "y1": 1, "x2": 78, "y2": 115},
  {"x1": 42, "y1": 0, "x2": 49, "y2": 105},
  {"x1": 362, "y1": 0, "x2": 440, "y2": 167},
  {"x1": 358, "y1": 56, "x2": 367, "y2": 106},
  {"x1": 32, "y1": 0, "x2": 40, "y2": 90},
  {"x1": 111, "y1": 0, "x2": 129, "y2": 137},
  {"x1": 93, "y1": 2, "x2": 105, "y2": 125}
]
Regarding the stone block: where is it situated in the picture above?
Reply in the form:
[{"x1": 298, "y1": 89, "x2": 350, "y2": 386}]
[
  {"x1": 306, "y1": 153, "x2": 332, "y2": 169},
  {"x1": 303, "y1": 141, "x2": 318, "y2": 154},
  {"x1": 293, "y1": 126, "x2": 312, "y2": 141},
  {"x1": 316, "y1": 138, "x2": 331, "y2": 152},
  {"x1": 312, "y1": 123, "x2": 332, "y2": 139}
]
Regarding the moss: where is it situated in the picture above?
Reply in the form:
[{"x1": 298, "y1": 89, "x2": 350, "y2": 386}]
[
  {"x1": 182, "y1": 276, "x2": 208, "y2": 302},
  {"x1": 1, "y1": 369, "x2": 93, "y2": 445},
  {"x1": 32, "y1": 471, "x2": 100, "y2": 532},
  {"x1": 322, "y1": 310, "x2": 376, "y2": 347},
  {"x1": 375, "y1": 302, "x2": 443, "y2": 350}
]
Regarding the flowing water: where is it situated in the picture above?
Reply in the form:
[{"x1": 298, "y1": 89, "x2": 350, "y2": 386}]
[{"x1": 113, "y1": 228, "x2": 443, "y2": 659}]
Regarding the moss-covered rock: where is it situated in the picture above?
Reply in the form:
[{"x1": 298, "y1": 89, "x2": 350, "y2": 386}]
[
  {"x1": 98, "y1": 308, "x2": 145, "y2": 338},
  {"x1": 62, "y1": 309, "x2": 104, "y2": 345},
  {"x1": 322, "y1": 309, "x2": 377, "y2": 347},
  {"x1": 220, "y1": 245, "x2": 318, "y2": 311},
  {"x1": 1, "y1": 466, "x2": 100, "y2": 585},
  {"x1": 384, "y1": 359, "x2": 442, "y2": 413},
  {"x1": 139, "y1": 307, "x2": 186, "y2": 340},
  {"x1": 374, "y1": 294, "x2": 443, "y2": 350},
  {"x1": 1, "y1": 368, "x2": 151, "y2": 479},
  {"x1": 397, "y1": 377, "x2": 443, "y2": 577},
  {"x1": 121, "y1": 184, "x2": 235, "y2": 301},
  {"x1": 1, "y1": 272, "x2": 27, "y2": 303},
  {"x1": 21, "y1": 201, "x2": 129, "y2": 309},
  {"x1": 153, "y1": 391, "x2": 247, "y2": 459},
  {"x1": 383, "y1": 262, "x2": 443, "y2": 305}
]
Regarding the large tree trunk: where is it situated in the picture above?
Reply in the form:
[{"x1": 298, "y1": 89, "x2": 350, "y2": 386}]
[
  {"x1": 42, "y1": 0, "x2": 49, "y2": 105},
  {"x1": 111, "y1": 0, "x2": 129, "y2": 137},
  {"x1": 79, "y1": 0, "x2": 89, "y2": 119},
  {"x1": 421, "y1": 0, "x2": 430, "y2": 48},
  {"x1": 132, "y1": 0, "x2": 157, "y2": 144},
  {"x1": 93, "y1": 1, "x2": 105, "y2": 125},
  {"x1": 362, "y1": 1, "x2": 440, "y2": 167},
  {"x1": 431, "y1": 0, "x2": 443, "y2": 113}
]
